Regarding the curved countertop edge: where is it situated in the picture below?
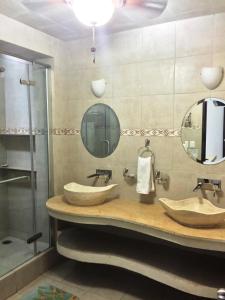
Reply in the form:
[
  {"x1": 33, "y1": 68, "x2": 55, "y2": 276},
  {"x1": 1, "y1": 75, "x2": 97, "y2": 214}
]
[
  {"x1": 57, "y1": 229, "x2": 217, "y2": 299},
  {"x1": 48, "y1": 207, "x2": 225, "y2": 253}
]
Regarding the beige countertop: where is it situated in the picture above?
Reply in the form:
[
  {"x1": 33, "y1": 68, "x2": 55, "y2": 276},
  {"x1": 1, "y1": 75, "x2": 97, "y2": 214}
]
[{"x1": 47, "y1": 196, "x2": 225, "y2": 252}]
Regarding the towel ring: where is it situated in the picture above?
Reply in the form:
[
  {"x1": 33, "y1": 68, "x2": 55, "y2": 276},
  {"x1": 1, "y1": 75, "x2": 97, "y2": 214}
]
[{"x1": 138, "y1": 139, "x2": 154, "y2": 158}]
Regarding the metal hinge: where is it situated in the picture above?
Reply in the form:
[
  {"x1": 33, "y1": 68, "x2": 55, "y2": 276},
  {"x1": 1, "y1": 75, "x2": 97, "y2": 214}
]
[{"x1": 20, "y1": 79, "x2": 36, "y2": 86}]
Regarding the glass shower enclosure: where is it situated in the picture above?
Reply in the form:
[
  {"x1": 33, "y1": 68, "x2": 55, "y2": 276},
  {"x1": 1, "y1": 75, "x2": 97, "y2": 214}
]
[{"x1": 0, "y1": 54, "x2": 50, "y2": 277}]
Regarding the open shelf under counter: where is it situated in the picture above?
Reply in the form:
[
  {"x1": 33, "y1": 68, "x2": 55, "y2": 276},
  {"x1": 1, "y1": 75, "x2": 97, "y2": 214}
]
[
  {"x1": 57, "y1": 227, "x2": 225, "y2": 299},
  {"x1": 47, "y1": 196, "x2": 225, "y2": 253}
]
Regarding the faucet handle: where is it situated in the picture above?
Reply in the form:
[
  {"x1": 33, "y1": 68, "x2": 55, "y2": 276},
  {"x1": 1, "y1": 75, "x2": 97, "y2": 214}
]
[
  {"x1": 217, "y1": 288, "x2": 225, "y2": 300},
  {"x1": 193, "y1": 182, "x2": 203, "y2": 192}
]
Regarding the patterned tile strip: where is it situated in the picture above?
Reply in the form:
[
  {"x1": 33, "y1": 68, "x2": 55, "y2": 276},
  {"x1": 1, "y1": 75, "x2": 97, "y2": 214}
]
[
  {"x1": 121, "y1": 129, "x2": 181, "y2": 137},
  {"x1": 0, "y1": 128, "x2": 181, "y2": 137},
  {"x1": 0, "y1": 128, "x2": 47, "y2": 135}
]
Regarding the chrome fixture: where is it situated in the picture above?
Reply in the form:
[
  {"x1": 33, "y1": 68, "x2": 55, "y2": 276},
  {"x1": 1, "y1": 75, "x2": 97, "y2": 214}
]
[
  {"x1": 193, "y1": 182, "x2": 203, "y2": 192},
  {"x1": 218, "y1": 288, "x2": 225, "y2": 300},
  {"x1": 0, "y1": 163, "x2": 8, "y2": 168},
  {"x1": 193, "y1": 178, "x2": 222, "y2": 196},
  {"x1": 184, "y1": 112, "x2": 192, "y2": 128},
  {"x1": 20, "y1": 79, "x2": 36, "y2": 86},
  {"x1": 155, "y1": 170, "x2": 169, "y2": 187},
  {"x1": 87, "y1": 169, "x2": 112, "y2": 183},
  {"x1": 0, "y1": 176, "x2": 30, "y2": 185},
  {"x1": 138, "y1": 139, "x2": 154, "y2": 158},
  {"x1": 123, "y1": 168, "x2": 136, "y2": 179}
]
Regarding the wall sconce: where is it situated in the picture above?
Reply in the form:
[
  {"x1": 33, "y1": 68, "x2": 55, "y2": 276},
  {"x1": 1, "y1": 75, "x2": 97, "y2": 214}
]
[
  {"x1": 91, "y1": 79, "x2": 106, "y2": 98},
  {"x1": 200, "y1": 67, "x2": 224, "y2": 90}
]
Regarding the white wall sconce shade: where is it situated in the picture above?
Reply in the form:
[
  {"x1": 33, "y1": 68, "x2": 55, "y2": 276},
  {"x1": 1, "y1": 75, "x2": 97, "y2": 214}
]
[
  {"x1": 200, "y1": 67, "x2": 224, "y2": 90},
  {"x1": 91, "y1": 79, "x2": 106, "y2": 98}
]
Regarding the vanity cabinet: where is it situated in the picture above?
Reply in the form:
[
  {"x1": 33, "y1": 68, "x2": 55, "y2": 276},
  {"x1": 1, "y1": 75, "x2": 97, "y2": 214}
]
[{"x1": 47, "y1": 196, "x2": 225, "y2": 299}]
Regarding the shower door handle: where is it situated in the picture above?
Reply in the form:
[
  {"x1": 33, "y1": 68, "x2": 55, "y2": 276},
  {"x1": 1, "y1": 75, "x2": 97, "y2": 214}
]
[
  {"x1": 102, "y1": 139, "x2": 110, "y2": 154},
  {"x1": 27, "y1": 232, "x2": 42, "y2": 244}
]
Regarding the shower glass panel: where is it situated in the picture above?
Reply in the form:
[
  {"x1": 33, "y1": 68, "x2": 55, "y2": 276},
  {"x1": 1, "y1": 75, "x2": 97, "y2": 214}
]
[{"x1": 0, "y1": 54, "x2": 50, "y2": 277}]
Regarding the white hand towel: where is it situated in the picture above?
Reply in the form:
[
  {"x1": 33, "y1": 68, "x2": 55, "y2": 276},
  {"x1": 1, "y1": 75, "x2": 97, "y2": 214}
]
[{"x1": 136, "y1": 156, "x2": 155, "y2": 194}]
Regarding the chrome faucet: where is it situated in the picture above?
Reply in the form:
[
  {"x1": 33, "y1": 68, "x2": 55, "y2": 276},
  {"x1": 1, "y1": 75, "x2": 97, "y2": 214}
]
[
  {"x1": 87, "y1": 169, "x2": 112, "y2": 184},
  {"x1": 217, "y1": 288, "x2": 225, "y2": 300},
  {"x1": 193, "y1": 178, "x2": 222, "y2": 196},
  {"x1": 193, "y1": 182, "x2": 203, "y2": 192}
]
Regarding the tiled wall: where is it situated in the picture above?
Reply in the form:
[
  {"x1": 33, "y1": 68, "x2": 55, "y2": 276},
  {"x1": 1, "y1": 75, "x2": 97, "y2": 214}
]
[
  {"x1": 53, "y1": 13, "x2": 225, "y2": 208},
  {"x1": 1, "y1": 12, "x2": 225, "y2": 209}
]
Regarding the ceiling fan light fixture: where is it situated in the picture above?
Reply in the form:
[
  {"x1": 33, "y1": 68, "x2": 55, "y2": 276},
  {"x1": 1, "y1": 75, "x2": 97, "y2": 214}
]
[{"x1": 71, "y1": 0, "x2": 115, "y2": 27}]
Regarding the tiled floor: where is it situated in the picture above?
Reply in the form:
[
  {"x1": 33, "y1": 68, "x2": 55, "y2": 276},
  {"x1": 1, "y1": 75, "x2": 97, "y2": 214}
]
[
  {"x1": 0, "y1": 236, "x2": 48, "y2": 277},
  {"x1": 6, "y1": 258, "x2": 208, "y2": 300}
]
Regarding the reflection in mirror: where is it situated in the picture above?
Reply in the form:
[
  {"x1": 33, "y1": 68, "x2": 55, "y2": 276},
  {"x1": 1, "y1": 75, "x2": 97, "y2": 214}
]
[
  {"x1": 181, "y1": 98, "x2": 225, "y2": 165},
  {"x1": 81, "y1": 103, "x2": 120, "y2": 158}
]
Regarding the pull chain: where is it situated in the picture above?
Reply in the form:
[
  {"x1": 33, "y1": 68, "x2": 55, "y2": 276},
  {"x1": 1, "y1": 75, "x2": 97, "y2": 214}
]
[{"x1": 91, "y1": 25, "x2": 96, "y2": 64}]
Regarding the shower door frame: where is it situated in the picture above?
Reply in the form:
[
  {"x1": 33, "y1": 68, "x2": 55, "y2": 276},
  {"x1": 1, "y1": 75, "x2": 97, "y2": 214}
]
[{"x1": 0, "y1": 52, "x2": 53, "y2": 257}]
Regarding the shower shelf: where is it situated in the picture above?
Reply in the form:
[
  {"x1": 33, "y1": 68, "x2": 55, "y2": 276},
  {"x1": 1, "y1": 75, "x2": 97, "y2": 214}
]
[
  {"x1": 0, "y1": 176, "x2": 30, "y2": 185},
  {"x1": 0, "y1": 133, "x2": 35, "y2": 136},
  {"x1": 0, "y1": 167, "x2": 37, "y2": 173}
]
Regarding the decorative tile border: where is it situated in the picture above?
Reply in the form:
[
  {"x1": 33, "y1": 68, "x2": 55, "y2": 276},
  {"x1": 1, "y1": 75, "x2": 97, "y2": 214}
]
[
  {"x1": 0, "y1": 128, "x2": 47, "y2": 135},
  {"x1": 0, "y1": 128, "x2": 181, "y2": 137},
  {"x1": 121, "y1": 129, "x2": 181, "y2": 137},
  {"x1": 51, "y1": 128, "x2": 81, "y2": 135}
]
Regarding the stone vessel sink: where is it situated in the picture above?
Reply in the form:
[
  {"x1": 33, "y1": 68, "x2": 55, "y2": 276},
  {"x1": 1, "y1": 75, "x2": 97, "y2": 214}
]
[
  {"x1": 64, "y1": 182, "x2": 118, "y2": 206},
  {"x1": 159, "y1": 197, "x2": 225, "y2": 227}
]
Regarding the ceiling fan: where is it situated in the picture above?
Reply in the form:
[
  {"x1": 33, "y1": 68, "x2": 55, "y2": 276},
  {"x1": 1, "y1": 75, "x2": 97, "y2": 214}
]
[
  {"x1": 22, "y1": 0, "x2": 168, "y2": 15},
  {"x1": 22, "y1": 0, "x2": 167, "y2": 63}
]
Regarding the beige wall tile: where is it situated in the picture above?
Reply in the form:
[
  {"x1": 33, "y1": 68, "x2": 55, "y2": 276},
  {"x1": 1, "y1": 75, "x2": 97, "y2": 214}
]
[
  {"x1": 150, "y1": 137, "x2": 174, "y2": 171},
  {"x1": 175, "y1": 55, "x2": 211, "y2": 93},
  {"x1": 112, "y1": 64, "x2": 140, "y2": 98},
  {"x1": 139, "y1": 59, "x2": 174, "y2": 95},
  {"x1": 112, "y1": 97, "x2": 141, "y2": 128},
  {"x1": 141, "y1": 95, "x2": 174, "y2": 128},
  {"x1": 213, "y1": 13, "x2": 225, "y2": 53},
  {"x1": 67, "y1": 39, "x2": 91, "y2": 69},
  {"x1": 212, "y1": 52, "x2": 225, "y2": 91},
  {"x1": 176, "y1": 15, "x2": 213, "y2": 57},
  {"x1": 56, "y1": 14, "x2": 225, "y2": 204},
  {"x1": 66, "y1": 69, "x2": 97, "y2": 101},
  {"x1": 141, "y1": 22, "x2": 175, "y2": 61},
  {"x1": 111, "y1": 29, "x2": 142, "y2": 65},
  {"x1": 114, "y1": 136, "x2": 144, "y2": 165}
]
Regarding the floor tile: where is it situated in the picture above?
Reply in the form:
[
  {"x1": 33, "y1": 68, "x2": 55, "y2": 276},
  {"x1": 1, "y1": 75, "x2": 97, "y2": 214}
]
[
  {"x1": 0, "y1": 236, "x2": 48, "y2": 277},
  {"x1": 6, "y1": 259, "x2": 209, "y2": 300}
]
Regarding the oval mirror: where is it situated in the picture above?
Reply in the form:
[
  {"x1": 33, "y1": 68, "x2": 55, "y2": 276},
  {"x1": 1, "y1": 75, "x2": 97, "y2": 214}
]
[
  {"x1": 181, "y1": 97, "x2": 225, "y2": 165},
  {"x1": 81, "y1": 103, "x2": 120, "y2": 158}
]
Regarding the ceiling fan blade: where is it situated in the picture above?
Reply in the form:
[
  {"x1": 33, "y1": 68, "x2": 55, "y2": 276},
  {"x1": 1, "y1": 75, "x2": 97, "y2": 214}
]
[
  {"x1": 22, "y1": 0, "x2": 65, "y2": 11},
  {"x1": 116, "y1": 0, "x2": 167, "y2": 10}
]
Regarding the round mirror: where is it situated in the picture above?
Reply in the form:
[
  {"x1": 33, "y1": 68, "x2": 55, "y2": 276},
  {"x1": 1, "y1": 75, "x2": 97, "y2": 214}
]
[
  {"x1": 81, "y1": 103, "x2": 120, "y2": 158},
  {"x1": 181, "y1": 97, "x2": 225, "y2": 165}
]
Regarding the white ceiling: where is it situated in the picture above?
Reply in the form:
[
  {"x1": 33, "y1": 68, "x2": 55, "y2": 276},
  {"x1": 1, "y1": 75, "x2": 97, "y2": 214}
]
[{"x1": 0, "y1": 0, "x2": 225, "y2": 41}]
